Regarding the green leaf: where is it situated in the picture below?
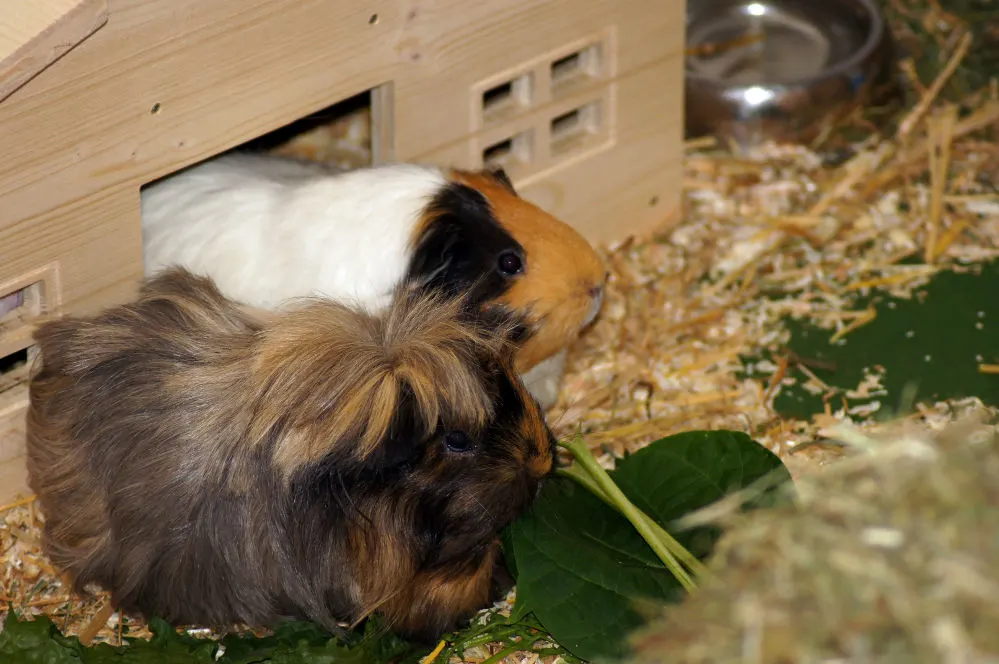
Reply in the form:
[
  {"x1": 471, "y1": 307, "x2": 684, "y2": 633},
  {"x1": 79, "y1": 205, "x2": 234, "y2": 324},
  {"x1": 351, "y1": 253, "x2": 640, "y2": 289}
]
[
  {"x1": 504, "y1": 430, "x2": 792, "y2": 662},
  {"x1": 0, "y1": 611, "x2": 425, "y2": 664},
  {"x1": 505, "y1": 477, "x2": 684, "y2": 654},
  {"x1": 612, "y1": 430, "x2": 790, "y2": 557},
  {"x1": 0, "y1": 612, "x2": 87, "y2": 664},
  {"x1": 0, "y1": 612, "x2": 220, "y2": 663},
  {"x1": 765, "y1": 260, "x2": 999, "y2": 420}
]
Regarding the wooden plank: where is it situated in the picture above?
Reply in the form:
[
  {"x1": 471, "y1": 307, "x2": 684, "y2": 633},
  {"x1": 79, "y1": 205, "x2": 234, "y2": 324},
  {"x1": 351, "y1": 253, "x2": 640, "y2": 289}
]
[
  {"x1": 0, "y1": 382, "x2": 30, "y2": 503},
  {"x1": 0, "y1": 0, "x2": 400, "y2": 229},
  {"x1": 0, "y1": 382, "x2": 27, "y2": 466},
  {"x1": 0, "y1": 186, "x2": 142, "y2": 356},
  {"x1": 0, "y1": 0, "x2": 108, "y2": 103},
  {"x1": 0, "y1": 455, "x2": 30, "y2": 504}
]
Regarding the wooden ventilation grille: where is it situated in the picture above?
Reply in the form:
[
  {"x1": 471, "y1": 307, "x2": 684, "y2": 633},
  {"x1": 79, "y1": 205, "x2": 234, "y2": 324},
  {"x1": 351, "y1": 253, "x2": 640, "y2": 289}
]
[
  {"x1": 471, "y1": 30, "x2": 615, "y2": 182},
  {"x1": 0, "y1": 270, "x2": 53, "y2": 362},
  {"x1": 0, "y1": 280, "x2": 43, "y2": 402}
]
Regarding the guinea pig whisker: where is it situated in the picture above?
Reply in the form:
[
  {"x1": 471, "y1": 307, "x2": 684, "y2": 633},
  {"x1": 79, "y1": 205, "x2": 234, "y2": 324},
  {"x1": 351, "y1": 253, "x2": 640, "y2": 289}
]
[
  {"x1": 547, "y1": 407, "x2": 574, "y2": 433},
  {"x1": 353, "y1": 585, "x2": 408, "y2": 629},
  {"x1": 473, "y1": 497, "x2": 497, "y2": 528}
]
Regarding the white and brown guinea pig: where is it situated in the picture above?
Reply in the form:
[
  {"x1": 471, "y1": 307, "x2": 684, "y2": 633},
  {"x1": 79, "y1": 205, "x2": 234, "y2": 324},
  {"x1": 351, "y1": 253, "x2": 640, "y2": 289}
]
[{"x1": 140, "y1": 151, "x2": 607, "y2": 409}]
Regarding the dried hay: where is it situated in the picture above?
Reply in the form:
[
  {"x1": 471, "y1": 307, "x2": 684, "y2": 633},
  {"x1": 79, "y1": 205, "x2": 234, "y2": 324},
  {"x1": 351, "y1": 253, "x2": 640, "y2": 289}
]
[
  {"x1": 3, "y1": 5, "x2": 999, "y2": 656},
  {"x1": 626, "y1": 405, "x2": 999, "y2": 663}
]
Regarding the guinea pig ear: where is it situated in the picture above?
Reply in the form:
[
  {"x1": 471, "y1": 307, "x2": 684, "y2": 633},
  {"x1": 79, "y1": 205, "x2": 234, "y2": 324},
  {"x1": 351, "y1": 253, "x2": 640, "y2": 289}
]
[{"x1": 486, "y1": 167, "x2": 517, "y2": 194}]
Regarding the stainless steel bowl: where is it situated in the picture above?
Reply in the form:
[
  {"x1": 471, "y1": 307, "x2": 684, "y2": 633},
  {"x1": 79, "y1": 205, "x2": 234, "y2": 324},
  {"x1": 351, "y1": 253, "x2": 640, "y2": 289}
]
[{"x1": 684, "y1": 0, "x2": 898, "y2": 147}]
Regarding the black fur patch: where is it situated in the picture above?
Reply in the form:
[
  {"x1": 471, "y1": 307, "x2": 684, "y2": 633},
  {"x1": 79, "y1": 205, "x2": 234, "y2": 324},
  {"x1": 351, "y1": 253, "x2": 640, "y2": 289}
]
[
  {"x1": 287, "y1": 384, "x2": 425, "y2": 511},
  {"x1": 406, "y1": 183, "x2": 526, "y2": 308},
  {"x1": 488, "y1": 365, "x2": 529, "y2": 435}
]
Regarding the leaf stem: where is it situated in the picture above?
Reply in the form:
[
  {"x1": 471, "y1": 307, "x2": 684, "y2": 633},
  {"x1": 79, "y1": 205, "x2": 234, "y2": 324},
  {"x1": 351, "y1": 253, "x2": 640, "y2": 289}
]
[
  {"x1": 456, "y1": 625, "x2": 526, "y2": 649},
  {"x1": 557, "y1": 466, "x2": 707, "y2": 578},
  {"x1": 558, "y1": 437, "x2": 705, "y2": 592}
]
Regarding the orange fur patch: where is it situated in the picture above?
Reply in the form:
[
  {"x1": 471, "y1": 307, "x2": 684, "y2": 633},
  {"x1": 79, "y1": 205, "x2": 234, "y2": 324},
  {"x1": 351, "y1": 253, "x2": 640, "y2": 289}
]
[
  {"x1": 378, "y1": 541, "x2": 499, "y2": 637},
  {"x1": 511, "y1": 367, "x2": 555, "y2": 477},
  {"x1": 449, "y1": 170, "x2": 607, "y2": 372}
]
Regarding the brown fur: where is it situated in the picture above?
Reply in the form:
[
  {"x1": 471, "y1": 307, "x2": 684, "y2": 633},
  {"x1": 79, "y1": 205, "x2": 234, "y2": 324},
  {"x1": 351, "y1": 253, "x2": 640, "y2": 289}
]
[
  {"x1": 25, "y1": 267, "x2": 556, "y2": 642},
  {"x1": 447, "y1": 170, "x2": 607, "y2": 373}
]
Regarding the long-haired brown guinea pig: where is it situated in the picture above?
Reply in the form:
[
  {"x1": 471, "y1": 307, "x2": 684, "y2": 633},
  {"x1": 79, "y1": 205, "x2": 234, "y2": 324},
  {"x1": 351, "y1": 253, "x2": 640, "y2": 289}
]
[
  {"x1": 25, "y1": 267, "x2": 557, "y2": 642},
  {"x1": 140, "y1": 152, "x2": 608, "y2": 409}
]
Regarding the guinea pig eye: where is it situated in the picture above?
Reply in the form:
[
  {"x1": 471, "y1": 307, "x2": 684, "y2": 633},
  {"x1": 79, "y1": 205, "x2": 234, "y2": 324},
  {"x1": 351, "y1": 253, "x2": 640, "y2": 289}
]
[
  {"x1": 497, "y1": 250, "x2": 524, "y2": 276},
  {"x1": 443, "y1": 431, "x2": 474, "y2": 453}
]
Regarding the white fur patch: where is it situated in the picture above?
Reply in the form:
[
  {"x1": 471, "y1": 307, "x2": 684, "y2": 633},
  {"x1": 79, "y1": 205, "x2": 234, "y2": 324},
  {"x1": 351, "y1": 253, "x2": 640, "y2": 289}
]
[
  {"x1": 520, "y1": 349, "x2": 568, "y2": 411},
  {"x1": 141, "y1": 152, "x2": 448, "y2": 311}
]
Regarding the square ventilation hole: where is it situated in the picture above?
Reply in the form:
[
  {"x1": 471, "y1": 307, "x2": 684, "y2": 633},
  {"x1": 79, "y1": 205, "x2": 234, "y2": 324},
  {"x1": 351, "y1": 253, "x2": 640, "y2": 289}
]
[
  {"x1": 482, "y1": 130, "x2": 534, "y2": 173},
  {"x1": 0, "y1": 346, "x2": 30, "y2": 394},
  {"x1": 549, "y1": 101, "x2": 602, "y2": 158},
  {"x1": 481, "y1": 73, "x2": 532, "y2": 122},
  {"x1": 550, "y1": 43, "x2": 603, "y2": 91},
  {"x1": 0, "y1": 281, "x2": 44, "y2": 332}
]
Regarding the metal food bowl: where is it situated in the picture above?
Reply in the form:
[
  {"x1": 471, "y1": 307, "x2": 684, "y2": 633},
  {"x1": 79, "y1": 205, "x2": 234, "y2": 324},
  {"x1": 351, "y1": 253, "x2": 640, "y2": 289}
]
[{"x1": 684, "y1": 0, "x2": 898, "y2": 147}]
